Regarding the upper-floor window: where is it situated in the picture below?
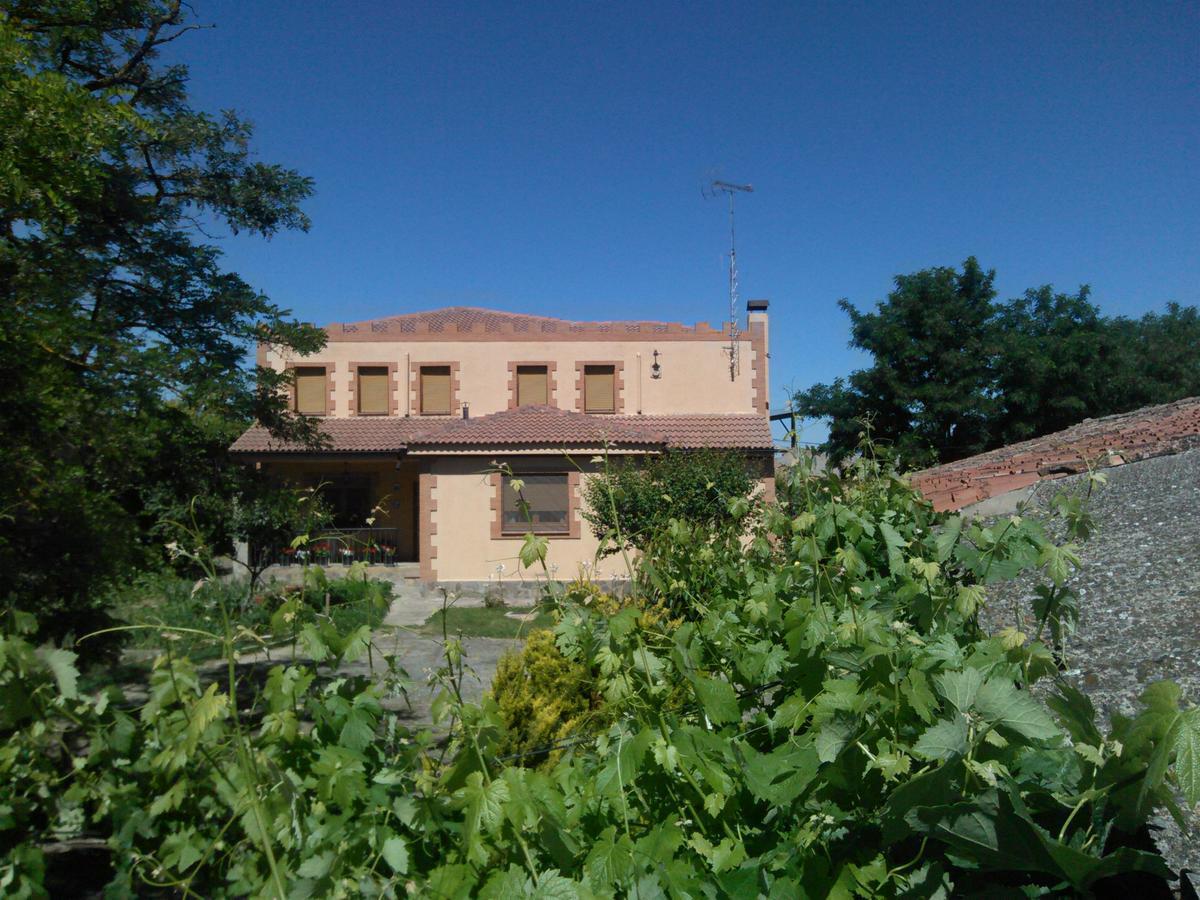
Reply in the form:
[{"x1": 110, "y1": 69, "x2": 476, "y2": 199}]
[
  {"x1": 419, "y1": 365, "x2": 452, "y2": 415},
  {"x1": 583, "y1": 364, "x2": 616, "y2": 414},
  {"x1": 516, "y1": 365, "x2": 549, "y2": 406},
  {"x1": 500, "y1": 473, "x2": 569, "y2": 534},
  {"x1": 294, "y1": 366, "x2": 326, "y2": 415},
  {"x1": 357, "y1": 366, "x2": 390, "y2": 415}
]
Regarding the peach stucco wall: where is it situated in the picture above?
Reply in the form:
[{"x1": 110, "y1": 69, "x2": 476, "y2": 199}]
[
  {"x1": 425, "y1": 455, "x2": 630, "y2": 583},
  {"x1": 262, "y1": 335, "x2": 764, "y2": 418}
]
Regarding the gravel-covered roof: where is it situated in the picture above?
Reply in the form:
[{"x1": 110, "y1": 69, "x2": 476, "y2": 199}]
[{"x1": 982, "y1": 447, "x2": 1200, "y2": 886}]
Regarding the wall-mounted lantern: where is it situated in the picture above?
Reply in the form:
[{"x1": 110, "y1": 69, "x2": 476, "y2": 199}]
[{"x1": 650, "y1": 349, "x2": 662, "y2": 379}]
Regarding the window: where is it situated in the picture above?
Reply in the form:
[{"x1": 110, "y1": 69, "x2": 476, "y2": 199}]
[
  {"x1": 311, "y1": 475, "x2": 371, "y2": 528},
  {"x1": 357, "y1": 366, "x2": 390, "y2": 415},
  {"x1": 294, "y1": 367, "x2": 326, "y2": 415},
  {"x1": 583, "y1": 364, "x2": 615, "y2": 413},
  {"x1": 501, "y1": 473, "x2": 569, "y2": 534},
  {"x1": 420, "y1": 365, "x2": 452, "y2": 415},
  {"x1": 516, "y1": 365, "x2": 549, "y2": 406}
]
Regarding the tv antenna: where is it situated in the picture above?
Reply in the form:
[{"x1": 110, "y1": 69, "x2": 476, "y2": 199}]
[{"x1": 705, "y1": 179, "x2": 754, "y2": 381}]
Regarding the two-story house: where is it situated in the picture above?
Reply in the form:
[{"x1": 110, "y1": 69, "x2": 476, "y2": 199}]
[{"x1": 231, "y1": 302, "x2": 774, "y2": 582}]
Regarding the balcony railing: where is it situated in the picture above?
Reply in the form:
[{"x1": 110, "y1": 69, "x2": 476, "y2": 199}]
[{"x1": 270, "y1": 527, "x2": 406, "y2": 566}]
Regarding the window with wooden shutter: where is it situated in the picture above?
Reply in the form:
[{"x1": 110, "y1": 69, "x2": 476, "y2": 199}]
[
  {"x1": 357, "y1": 367, "x2": 389, "y2": 415},
  {"x1": 583, "y1": 365, "x2": 615, "y2": 413},
  {"x1": 516, "y1": 365, "x2": 549, "y2": 406},
  {"x1": 420, "y1": 365, "x2": 452, "y2": 415},
  {"x1": 501, "y1": 473, "x2": 569, "y2": 534},
  {"x1": 294, "y1": 367, "x2": 326, "y2": 415}
]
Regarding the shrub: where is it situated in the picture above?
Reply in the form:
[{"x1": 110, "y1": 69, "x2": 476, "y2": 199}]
[
  {"x1": 491, "y1": 630, "x2": 603, "y2": 767},
  {"x1": 582, "y1": 448, "x2": 758, "y2": 553}
]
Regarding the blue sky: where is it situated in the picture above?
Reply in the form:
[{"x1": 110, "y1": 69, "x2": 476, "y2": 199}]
[{"x1": 176, "y1": 1, "x2": 1197, "y2": 443}]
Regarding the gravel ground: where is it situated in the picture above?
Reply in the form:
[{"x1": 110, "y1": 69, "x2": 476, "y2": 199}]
[{"x1": 981, "y1": 448, "x2": 1200, "y2": 886}]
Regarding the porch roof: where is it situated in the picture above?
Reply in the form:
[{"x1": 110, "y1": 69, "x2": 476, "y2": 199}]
[{"x1": 230, "y1": 407, "x2": 774, "y2": 456}]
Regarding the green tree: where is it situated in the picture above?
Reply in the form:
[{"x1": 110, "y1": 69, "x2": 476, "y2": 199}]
[
  {"x1": 794, "y1": 257, "x2": 998, "y2": 467},
  {"x1": 990, "y1": 285, "x2": 1111, "y2": 445},
  {"x1": 1107, "y1": 303, "x2": 1200, "y2": 410},
  {"x1": 0, "y1": 2, "x2": 323, "y2": 653},
  {"x1": 798, "y1": 258, "x2": 1200, "y2": 469}
]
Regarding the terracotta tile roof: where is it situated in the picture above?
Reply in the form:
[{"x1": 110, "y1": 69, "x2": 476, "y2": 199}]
[
  {"x1": 407, "y1": 405, "x2": 664, "y2": 449},
  {"x1": 911, "y1": 397, "x2": 1200, "y2": 511},
  {"x1": 617, "y1": 414, "x2": 774, "y2": 450},
  {"x1": 228, "y1": 417, "x2": 430, "y2": 455},
  {"x1": 230, "y1": 409, "x2": 775, "y2": 455}
]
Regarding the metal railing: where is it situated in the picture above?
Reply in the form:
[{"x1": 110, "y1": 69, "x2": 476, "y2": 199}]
[{"x1": 270, "y1": 527, "x2": 406, "y2": 566}]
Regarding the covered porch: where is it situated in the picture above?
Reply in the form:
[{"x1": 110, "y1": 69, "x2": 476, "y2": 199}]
[{"x1": 252, "y1": 455, "x2": 424, "y2": 569}]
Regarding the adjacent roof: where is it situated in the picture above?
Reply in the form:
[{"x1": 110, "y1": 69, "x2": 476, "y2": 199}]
[
  {"x1": 327, "y1": 305, "x2": 729, "y2": 339},
  {"x1": 626, "y1": 414, "x2": 774, "y2": 450},
  {"x1": 229, "y1": 417, "x2": 432, "y2": 455},
  {"x1": 911, "y1": 397, "x2": 1200, "y2": 511},
  {"x1": 230, "y1": 407, "x2": 775, "y2": 456}
]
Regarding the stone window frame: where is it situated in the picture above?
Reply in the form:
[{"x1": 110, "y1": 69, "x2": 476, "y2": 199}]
[
  {"x1": 506, "y1": 360, "x2": 558, "y2": 409},
  {"x1": 409, "y1": 360, "x2": 461, "y2": 417},
  {"x1": 574, "y1": 360, "x2": 624, "y2": 414},
  {"x1": 348, "y1": 361, "x2": 399, "y2": 416},
  {"x1": 286, "y1": 361, "x2": 335, "y2": 417},
  {"x1": 490, "y1": 470, "x2": 581, "y2": 540}
]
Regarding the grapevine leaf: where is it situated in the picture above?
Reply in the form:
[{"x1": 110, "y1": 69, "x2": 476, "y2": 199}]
[
  {"x1": 381, "y1": 835, "x2": 409, "y2": 875},
  {"x1": 974, "y1": 679, "x2": 1058, "y2": 741},
  {"x1": 901, "y1": 669, "x2": 938, "y2": 724},
  {"x1": 816, "y1": 715, "x2": 856, "y2": 764},
  {"x1": 1045, "y1": 682, "x2": 1102, "y2": 746},
  {"x1": 935, "y1": 669, "x2": 983, "y2": 713},
  {"x1": 934, "y1": 515, "x2": 963, "y2": 562},
  {"x1": 456, "y1": 771, "x2": 511, "y2": 866},
  {"x1": 878, "y1": 521, "x2": 907, "y2": 576},
  {"x1": 339, "y1": 707, "x2": 376, "y2": 752},
  {"x1": 691, "y1": 674, "x2": 740, "y2": 725},
  {"x1": 743, "y1": 741, "x2": 820, "y2": 804},
  {"x1": 584, "y1": 827, "x2": 635, "y2": 889},
  {"x1": 297, "y1": 850, "x2": 334, "y2": 878},
  {"x1": 914, "y1": 715, "x2": 969, "y2": 761},
  {"x1": 38, "y1": 647, "x2": 78, "y2": 699},
  {"x1": 1174, "y1": 708, "x2": 1200, "y2": 806}
]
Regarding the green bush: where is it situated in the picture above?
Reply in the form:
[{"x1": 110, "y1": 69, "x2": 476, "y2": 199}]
[
  {"x1": 582, "y1": 448, "x2": 758, "y2": 553},
  {"x1": 490, "y1": 629, "x2": 606, "y2": 767}
]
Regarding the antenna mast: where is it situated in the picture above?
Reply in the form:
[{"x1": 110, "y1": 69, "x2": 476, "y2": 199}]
[{"x1": 710, "y1": 180, "x2": 753, "y2": 380}]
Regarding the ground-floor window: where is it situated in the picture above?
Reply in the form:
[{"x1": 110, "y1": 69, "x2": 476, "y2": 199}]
[
  {"x1": 501, "y1": 473, "x2": 569, "y2": 534},
  {"x1": 311, "y1": 475, "x2": 372, "y2": 528}
]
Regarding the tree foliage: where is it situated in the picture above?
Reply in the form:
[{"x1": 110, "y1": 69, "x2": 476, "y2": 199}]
[
  {"x1": 796, "y1": 257, "x2": 1200, "y2": 467},
  {"x1": 582, "y1": 449, "x2": 758, "y2": 554},
  {"x1": 0, "y1": 1, "x2": 324, "y2": 651}
]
